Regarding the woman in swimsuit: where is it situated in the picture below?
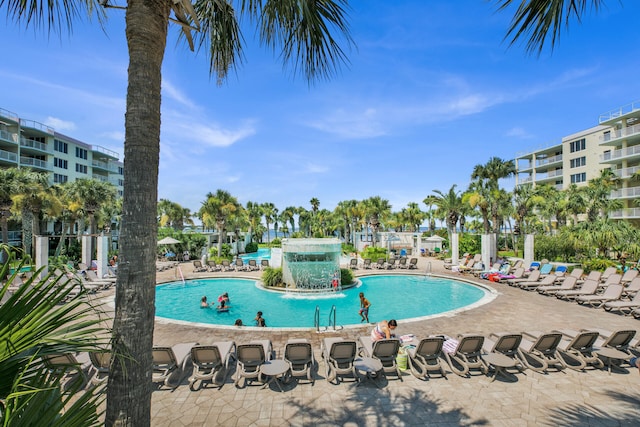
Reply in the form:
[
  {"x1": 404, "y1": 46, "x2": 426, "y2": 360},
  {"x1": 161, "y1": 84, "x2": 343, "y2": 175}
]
[{"x1": 370, "y1": 319, "x2": 397, "y2": 342}]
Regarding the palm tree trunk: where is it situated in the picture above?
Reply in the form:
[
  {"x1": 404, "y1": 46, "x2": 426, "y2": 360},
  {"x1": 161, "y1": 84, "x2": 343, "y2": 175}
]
[{"x1": 106, "y1": 1, "x2": 169, "y2": 425}]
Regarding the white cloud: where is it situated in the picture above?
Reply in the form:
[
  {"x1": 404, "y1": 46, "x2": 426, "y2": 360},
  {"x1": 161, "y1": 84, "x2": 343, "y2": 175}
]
[
  {"x1": 162, "y1": 80, "x2": 197, "y2": 110},
  {"x1": 505, "y1": 127, "x2": 534, "y2": 139},
  {"x1": 306, "y1": 163, "x2": 329, "y2": 173},
  {"x1": 44, "y1": 116, "x2": 76, "y2": 132}
]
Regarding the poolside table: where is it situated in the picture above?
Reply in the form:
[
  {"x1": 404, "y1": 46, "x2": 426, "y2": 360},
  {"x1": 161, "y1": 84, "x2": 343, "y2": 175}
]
[
  {"x1": 594, "y1": 347, "x2": 630, "y2": 375},
  {"x1": 483, "y1": 353, "x2": 518, "y2": 382},
  {"x1": 260, "y1": 360, "x2": 289, "y2": 392},
  {"x1": 354, "y1": 356, "x2": 383, "y2": 388}
]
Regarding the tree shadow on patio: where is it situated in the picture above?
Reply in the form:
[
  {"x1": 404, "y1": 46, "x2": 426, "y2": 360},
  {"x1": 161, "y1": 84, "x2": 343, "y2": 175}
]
[
  {"x1": 543, "y1": 390, "x2": 640, "y2": 426},
  {"x1": 286, "y1": 387, "x2": 488, "y2": 426}
]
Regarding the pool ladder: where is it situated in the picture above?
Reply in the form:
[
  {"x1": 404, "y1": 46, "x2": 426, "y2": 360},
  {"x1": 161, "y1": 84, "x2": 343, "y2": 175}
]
[{"x1": 315, "y1": 305, "x2": 342, "y2": 332}]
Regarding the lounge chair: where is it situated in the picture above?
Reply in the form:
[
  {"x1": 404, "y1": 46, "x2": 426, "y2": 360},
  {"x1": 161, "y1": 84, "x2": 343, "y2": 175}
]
[
  {"x1": 457, "y1": 260, "x2": 477, "y2": 274},
  {"x1": 349, "y1": 258, "x2": 358, "y2": 270},
  {"x1": 518, "y1": 331, "x2": 566, "y2": 372},
  {"x1": 473, "y1": 262, "x2": 501, "y2": 278},
  {"x1": 537, "y1": 263, "x2": 553, "y2": 277},
  {"x1": 524, "y1": 261, "x2": 541, "y2": 272},
  {"x1": 234, "y1": 259, "x2": 248, "y2": 272},
  {"x1": 407, "y1": 258, "x2": 418, "y2": 269},
  {"x1": 518, "y1": 274, "x2": 557, "y2": 291},
  {"x1": 577, "y1": 270, "x2": 602, "y2": 284},
  {"x1": 220, "y1": 260, "x2": 232, "y2": 271},
  {"x1": 556, "y1": 268, "x2": 583, "y2": 282},
  {"x1": 235, "y1": 340, "x2": 273, "y2": 388},
  {"x1": 362, "y1": 258, "x2": 372, "y2": 269},
  {"x1": 284, "y1": 338, "x2": 316, "y2": 384},
  {"x1": 374, "y1": 258, "x2": 386, "y2": 269},
  {"x1": 495, "y1": 267, "x2": 525, "y2": 283},
  {"x1": 576, "y1": 284, "x2": 624, "y2": 308},
  {"x1": 43, "y1": 352, "x2": 92, "y2": 390},
  {"x1": 603, "y1": 290, "x2": 640, "y2": 315},
  {"x1": 193, "y1": 260, "x2": 207, "y2": 272},
  {"x1": 321, "y1": 337, "x2": 358, "y2": 384},
  {"x1": 384, "y1": 258, "x2": 397, "y2": 269},
  {"x1": 88, "y1": 350, "x2": 111, "y2": 386},
  {"x1": 443, "y1": 253, "x2": 469, "y2": 269},
  {"x1": 483, "y1": 332, "x2": 525, "y2": 381},
  {"x1": 622, "y1": 277, "x2": 640, "y2": 299},
  {"x1": 82, "y1": 269, "x2": 116, "y2": 289},
  {"x1": 442, "y1": 334, "x2": 488, "y2": 377},
  {"x1": 260, "y1": 259, "x2": 270, "y2": 270},
  {"x1": 554, "y1": 330, "x2": 604, "y2": 371},
  {"x1": 537, "y1": 276, "x2": 578, "y2": 296},
  {"x1": 592, "y1": 328, "x2": 637, "y2": 355},
  {"x1": 406, "y1": 336, "x2": 447, "y2": 379},
  {"x1": 247, "y1": 259, "x2": 260, "y2": 271},
  {"x1": 207, "y1": 259, "x2": 221, "y2": 272},
  {"x1": 396, "y1": 257, "x2": 408, "y2": 269},
  {"x1": 358, "y1": 337, "x2": 403, "y2": 381},
  {"x1": 600, "y1": 266, "x2": 618, "y2": 283},
  {"x1": 556, "y1": 279, "x2": 599, "y2": 301},
  {"x1": 620, "y1": 268, "x2": 639, "y2": 285},
  {"x1": 152, "y1": 342, "x2": 198, "y2": 389},
  {"x1": 598, "y1": 273, "x2": 622, "y2": 290},
  {"x1": 189, "y1": 341, "x2": 236, "y2": 390},
  {"x1": 510, "y1": 259, "x2": 524, "y2": 272},
  {"x1": 507, "y1": 269, "x2": 540, "y2": 286}
]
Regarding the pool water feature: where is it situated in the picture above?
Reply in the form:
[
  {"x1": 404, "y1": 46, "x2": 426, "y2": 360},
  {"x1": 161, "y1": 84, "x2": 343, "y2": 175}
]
[
  {"x1": 281, "y1": 238, "x2": 342, "y2": 291},
  {"x1": 155, "y1": 275, "x2": 491, "y2": 328}
]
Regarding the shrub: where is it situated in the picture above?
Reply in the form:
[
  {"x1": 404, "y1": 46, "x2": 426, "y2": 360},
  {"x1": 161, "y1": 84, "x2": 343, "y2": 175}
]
[
  {"x1": 340, "y1": 268, "x2": 354, "y2": 285},
  {"x1": 270, "y1": 238, "x2": 282, "y2": 248},
  {"x1": 581, "y1": 258, "x2": 618, "y2": 274},
  {"x1": 458, "y1": 233, "x2": 480, "y2": 256},
  {"x1": 342, "y1": 243, "x2": 356, "y2": 255},
  {"x1": 245, "y1": 242, "x2": 258, "y2": 253},
  {"x1": 262, "y1": 267, "x2": 284, "y2": 287},
  {"x1": 361, "y1": 246, "x2": 387, "y2": 260}
]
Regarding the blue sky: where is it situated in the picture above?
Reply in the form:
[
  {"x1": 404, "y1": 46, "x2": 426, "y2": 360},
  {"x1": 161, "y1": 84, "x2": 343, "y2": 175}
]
[{"x1": 2, "y1": 0, "x2": 640, "y2": 216}]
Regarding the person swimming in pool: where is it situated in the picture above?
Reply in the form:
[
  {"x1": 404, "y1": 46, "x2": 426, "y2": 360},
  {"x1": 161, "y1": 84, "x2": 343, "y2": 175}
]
[
  {"x1": 216, "y1": 299, "x2": 230, "y2": 312},
  {"x1": 201, "y1": 296, "x2": 209, "y2": 308}
]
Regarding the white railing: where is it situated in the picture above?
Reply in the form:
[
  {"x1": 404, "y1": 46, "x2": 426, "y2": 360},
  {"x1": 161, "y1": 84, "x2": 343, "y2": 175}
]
[
  {"x1": 519, "y1": 176, "x2": 533, "y2": 184},
  {"x1": 0, "y1": 107, "x2": 19, "y2": 122},
  {"x1": 611, "y1": 186, "x2": 640, "y2": 199},
  {"x1": 613, "y1": 165, "x2": 640, "y2": 179},
  {"x1": 600, "y1": 123, "x2": 640, "y2": 143},
  {"x1": 0, "y1": 129, "x2": 18, "y2": 144},
  {"x1": 20, "y1": 156, "x2": 51, "y2": 170},
  {"x1": 0, "y1": 149, "x2": 18, "y2": 163},
  {"x1": 599, "y1": 100, "x2": 640, "y2": 123},
  {"x1": 19, "y1": 119, "x2": 55, "y2": 134},
  {"x1": 611, "y1": 208, "x2": 640, "y2": 218},
  {"x1": 20, "y1": 137, "x2": 50, "y2": 152},
  {"x1": 536, "y1": 154, "x2": 563, "y2": 167},
  {"x1": 600, "y1": 144, "x2": 640, "y2": 161}
]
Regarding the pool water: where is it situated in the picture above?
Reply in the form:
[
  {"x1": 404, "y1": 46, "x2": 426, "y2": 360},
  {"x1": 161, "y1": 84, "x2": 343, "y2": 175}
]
[
  {"x1": 239, "y1": 248, "x2": 271, "y2": 262},
  {"x1": 155, "y1": 275, "x2": 487, "y2": 328}
]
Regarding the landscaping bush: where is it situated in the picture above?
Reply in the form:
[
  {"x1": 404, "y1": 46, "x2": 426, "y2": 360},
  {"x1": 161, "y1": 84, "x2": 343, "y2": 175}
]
[
  {"x1": 340, "y1": 268, "x2": 354, "y2": 286},
  {"x1": 245, "y1": 242, "x2": 259, "y2": 253},
  {"x1": 270, "y1": 238, "x2": 282, "y2": 248},
  {"x1": 581, "y1": 258, "x2": 618, "y2": 274},
  {"x1": 361, "y1": 246, "x2": 387, "y2": 260},
  {"x1": 262, "y1": 267, "x2": 284, "y2": 287},
  {"x1": 458, "y1": 233, "x2": 480, "y2": 256}
]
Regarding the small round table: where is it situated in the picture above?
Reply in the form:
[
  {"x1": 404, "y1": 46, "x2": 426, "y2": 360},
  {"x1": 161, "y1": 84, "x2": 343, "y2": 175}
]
[
  {"x1": 260, "y1": 360, "x2": 289, "y2": 392},
  {"x1": 483, "y1": 353, "x2": 518, "y2": 382},
  {"x1": 354, "y1": 356, "x2": 383, "y2": 387},
  {"x1": 595, "y1": 347, "x2": 629, "y2": 375}
]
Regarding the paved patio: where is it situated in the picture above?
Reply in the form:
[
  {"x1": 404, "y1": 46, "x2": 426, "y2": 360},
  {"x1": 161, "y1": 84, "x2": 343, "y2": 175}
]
[{"x1": 101, "y1": 256, "x2": 640, "y2": 426}]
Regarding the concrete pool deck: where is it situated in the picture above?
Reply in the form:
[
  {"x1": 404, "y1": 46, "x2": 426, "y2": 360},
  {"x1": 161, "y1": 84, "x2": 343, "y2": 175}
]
[{"x1": 100, "y1": 256, "x2": 640, "y2": 426}]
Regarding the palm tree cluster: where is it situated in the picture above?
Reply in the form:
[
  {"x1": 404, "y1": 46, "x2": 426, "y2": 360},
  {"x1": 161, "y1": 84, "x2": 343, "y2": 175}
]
[{"x1": 0, "y1": 168, "x2": 118, "y2": 260}]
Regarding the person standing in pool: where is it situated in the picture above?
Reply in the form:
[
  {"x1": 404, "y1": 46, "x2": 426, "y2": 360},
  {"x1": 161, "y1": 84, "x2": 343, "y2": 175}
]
[
  {"x1": 255, "y1": 311, "x2": 266, "y2": 327},
  {"x1": 200, "y1": 296, "x2": 209, "y2": 308},
  {"x1": 358, "y1": 292, "x2": 370, "y2": 323}
]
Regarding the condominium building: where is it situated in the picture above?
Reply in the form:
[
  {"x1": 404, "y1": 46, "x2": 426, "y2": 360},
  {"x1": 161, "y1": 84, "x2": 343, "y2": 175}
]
[
  {"x1": 0, "y1": 106, "x2": 124, "y2": 243},
  {"x1": 514, "y1": 100, "x2": 640, "y2": 222}
]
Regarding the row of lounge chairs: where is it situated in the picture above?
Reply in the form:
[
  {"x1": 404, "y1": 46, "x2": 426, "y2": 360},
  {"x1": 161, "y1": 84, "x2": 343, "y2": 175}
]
[
  {"x1": 192, "y1": 258, "x2": 269, "y2": 273},
  {"x1": 46, "y1": 328, "x2": 639, "y2": 392},
  {"x1": 350, "y1": 257, "x2": 418, "y2": 270}
]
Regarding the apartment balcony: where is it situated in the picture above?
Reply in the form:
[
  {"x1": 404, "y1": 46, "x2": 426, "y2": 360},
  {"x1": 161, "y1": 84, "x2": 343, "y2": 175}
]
[
  {"x1": 0, "y1": 129, "x2": 18, "y2": 145},
  {"x1": 20, "y1": 137, "x2": 51, "y2": 154},
  {"x1": 518, "y1": 176, "x2": 533, "y2": 185},
  {"x1": 600, "y1": 144, "x2": 640, "y2": 164},
  {"x1": 0, "y1": 148, "x2": 18, "y2": 164},
  {"x1": 92, "y1": 159, "x2": 120, "y2": 173},
  {"x1": 20, "y1": 156, "x2": 52, "y2": 171},
  {"x1": 19, "y1": 119, "x2": 54, "y2": 135},
  {"x1": 600, "y1": 123, "x2": 640, "y2": 146},
  {"x1": 535, "y1": 154, "x2": 563, "y2": 168},
  {"x1": 0, "y1": 107, "x2": 19, "y2": 124},
  {"x1": 613, "y1": 165, "x2": 640, "y2": 179},
  {"x1": 610, "y1": 208, "x2": 640, "y2": 220},
  {"x1": 611, "y1": 186, "x2": 640, "y2": 200},
  {"x1": 534, "y1": 169, "x2": 563, "y2": 183},
  {"x1": 599, "y1": 101, "x2": 640, "y2": 124}
]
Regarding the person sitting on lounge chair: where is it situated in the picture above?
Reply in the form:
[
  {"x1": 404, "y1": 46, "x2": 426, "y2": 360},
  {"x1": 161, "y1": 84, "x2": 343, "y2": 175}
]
[{"x1": 371, "y1": 319, "x2": 398, "y2": 342}]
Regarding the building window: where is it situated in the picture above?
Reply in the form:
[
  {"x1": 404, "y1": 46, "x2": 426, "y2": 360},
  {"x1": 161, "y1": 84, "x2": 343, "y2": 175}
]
[
  {"x1": 118, "y1": 166, "x2": 124, "y2": 175},
  {"x1": 569, "y1": 138, "x2": 586, "y2": 153},
  {"x1": 53, "y1": 173, "x2": 68, "y2": 183},
  {"x1": 54, "y1": 140, "x2": 68, "y2": 153},
  {"x1": 53, "y1": 158, "x2": 68, "y2": 169},
  {"x1": 118, "y1": 179, "x2": 124, "y2": 186},
  {"x1": 570, "y1": 172, "x2": 587, "y2": 183},
  {"x1": 75, "y1": 163, "x2": 88, "y2": 174},
  {"x1": 75, "y1": 147, "x2": 88, "y2": 159},
  {"x1": 570, "y1": 156, "x2": 586, "y2": 168}
]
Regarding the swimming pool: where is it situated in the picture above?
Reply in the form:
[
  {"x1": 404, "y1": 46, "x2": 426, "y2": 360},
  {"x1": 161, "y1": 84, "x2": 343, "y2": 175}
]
[
  {"x1": 239, "y1": 248, "x2": 271, "y2": 262},
  {"x1": 155, "y1": 275, "x2": 492, "y2": 329}
]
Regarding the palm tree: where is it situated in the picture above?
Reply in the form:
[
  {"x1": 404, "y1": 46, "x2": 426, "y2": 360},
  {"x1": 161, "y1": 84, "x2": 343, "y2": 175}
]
[
  {"x1": 199, "y1": 190, "x2": 241, "y2": 257},
  {"x1": 158, "y1": 199, "x2": 192, "y2": 230},
  {"x1": 261, "y1": 202, "x2": 277, "y2": 244},
  {"x1": 362, "y1": 196, "x2": 391, "y2": 247},
  {"x1": 432, "y1": 185, "x2": 464, "y2": 244},
  {"x1": 245, "y1": 201, "x2": 264, "y2": 242},
  {"x1": 282, "y1": 206, "x2": 298, "y2": 235},
  {"x1": 423, "y1": 195, "x2": 438, "y2": 233},
  {"x1": 0, "y1": 168, "x2": 30, "y2": 245},
  {"x1": 309, "y1": 197, "x2": 320, "y2": 215}
]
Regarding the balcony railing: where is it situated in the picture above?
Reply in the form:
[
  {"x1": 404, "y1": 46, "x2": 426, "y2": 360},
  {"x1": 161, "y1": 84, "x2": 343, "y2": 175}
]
[
  {"x1": 600, "y1": 144, "x2": 640, "y2": 162},
  {"x1": 20, "y1": 156, "x2": 51, "y2": 170},
  {"x1": 599, "y1": 100, "x2": 640, "y2": 123},
  {"x1": 0, "y1": 129, "x2": 18, "y2": 144},
  {"x1": 19, "y1": 119, "x2": 54, "y2": 134},
  {"x1": 536, "y1": 154, "x2": 563, "y2": 167},
  {"x1": 20, "y1": 137, "x2": 50, "y2": 153},
  {"x1": 0, "y1": 149, "x2": 18, "y2": 163},
  {"x1": 600, "y1": 123, "x2": 640, "y2": 143},
  {"x1": 93, "y1": 145, "x2": 119, "y2": 159},
  {"x1": 613, "y1": 165, "x2": 640, "y2": 179},
  {"x1": 0, "y1": 107, "x2": 19, "y2": 123},
  {"x1": 611, "y1": 186, "x2": 640, "y2": 199},
  {"x1": 519, "y1": 176, "x2": 533, "y2": 184},
  {"x1": 611, "y1": 208, "x2": 640, "y2": 219}
]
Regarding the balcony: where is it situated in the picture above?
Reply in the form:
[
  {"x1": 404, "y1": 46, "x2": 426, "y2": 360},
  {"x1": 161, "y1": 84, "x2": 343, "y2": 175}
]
[
  {"x1": 19, "y1": 119, "x2": 54, "y2": 135},
  {"x1": 0, "y1": 129, "x2": 18, "y2": 144},
  {"x1": 0, "y1": 107, "x2": 19, "y2": 123},
  {"x1": 600, "y1": 123, "x2": 640, "y2": 145},
  {"x1": 92, "y1": 159, "x2": 120, "y2": 173},
  {"x1": 20, "y1": 137, "x2": 51, "y2": 153},
  {"x1": 519, "y1": 176, "x2": 533, "y2": 185},
  {"x1": 613, "y1": 165, "x2": 640, "y2": 179},
  {"x1": 535, "y1": 154, "x2": 563, "y2": 168},
  {"x1": 610, "y1": 208, "x2": 640, "y2": 219},
  {"x1": 600, "y1": 144, "x2": 640, "y2": 163},
  {"x1": 599, "y1": 101, "x2": 640, "y2": 124},
  {"x1": 611, "y1": 186, "x2": 640, "y2": 199},
  {"x1": 0, "y1": 149, "x2": 18, "y2": 164},
  {"x1": 20, "y1": 156, "x2": 51, "y2": 171}
]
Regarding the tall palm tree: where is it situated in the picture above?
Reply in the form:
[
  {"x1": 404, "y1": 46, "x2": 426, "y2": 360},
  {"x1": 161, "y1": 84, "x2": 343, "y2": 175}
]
[
  {"x1": 423, "y1": 195, "x2": 438, "y2": 233},
  {"x1": 0, "y1": 168, "x2": 30, "y2": 245},
  {"x1": 199, "y1": 190, "x2": 241, "y2": 256},
  {"x1": 0, "y1": 3, "x2": 354, "y2": 424},
  {"x1": 362, "y1": 196, "x2": 391, "y2": 247},
  {"x1": 309, "y1": 197, "x2": 320, "y2": 215},
  {"x1": 158, "y1": 199, "x2": 192, "y2": 230},
  {"x1": 68, "y1": 178, "x2": 117, "y2": 236},
  {"x1": 245, "y1": 201, "x2": 264, "y2": 242},
  {"x1": 261, "y1": 202, "x2": 277, "y2": 244},
  {"x1": 432, "y1": 185, "x2": 464, "y2": 244},
  {"x1": 282, "y1": 206, "x2": 298, "y2": 235}
]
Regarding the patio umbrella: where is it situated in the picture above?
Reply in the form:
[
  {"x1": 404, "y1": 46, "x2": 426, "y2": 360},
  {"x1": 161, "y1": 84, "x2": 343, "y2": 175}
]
[{"x1": 157, "y1": 237, "x2": 181, "y2": 245}]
